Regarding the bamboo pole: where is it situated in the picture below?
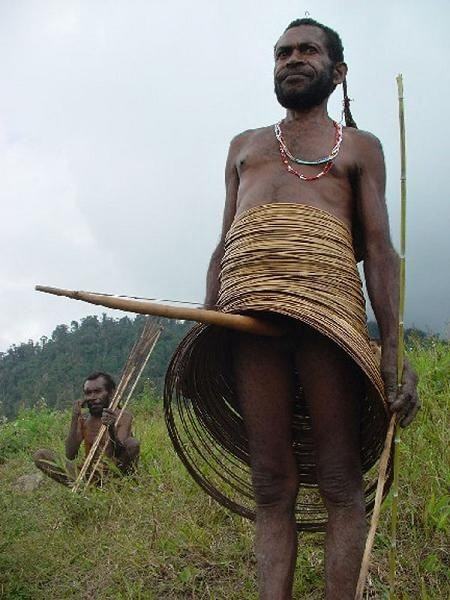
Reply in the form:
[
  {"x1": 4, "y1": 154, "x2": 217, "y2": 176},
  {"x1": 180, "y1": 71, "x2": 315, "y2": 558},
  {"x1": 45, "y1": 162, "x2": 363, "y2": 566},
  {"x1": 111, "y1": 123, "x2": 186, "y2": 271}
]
[
  {"x1": 71, "y1": 319, "x2": 162, "y2": 493},
  {"x1": 389, "y1": 72, "x2": 407, "y2": 600},
  {"x1": 35, "y1": 285, "x2": 283, "y2": 337},
  {"x1": 355, "y1": 74, "x2": 407, "y2": 599},
  {"x1": 355, "y1": 414, "x2": 396, "y2": 598}
]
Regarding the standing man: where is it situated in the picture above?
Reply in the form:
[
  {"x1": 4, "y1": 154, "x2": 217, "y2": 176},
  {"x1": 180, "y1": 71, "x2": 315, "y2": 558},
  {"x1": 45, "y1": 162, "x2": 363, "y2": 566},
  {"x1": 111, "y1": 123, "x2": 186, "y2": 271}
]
[
  {"x1": 165, "y1": 18, "x2": 419, "y2": 599},
  {"x1": 34, "y1": 372, "x2": 139, "y2": 485}
]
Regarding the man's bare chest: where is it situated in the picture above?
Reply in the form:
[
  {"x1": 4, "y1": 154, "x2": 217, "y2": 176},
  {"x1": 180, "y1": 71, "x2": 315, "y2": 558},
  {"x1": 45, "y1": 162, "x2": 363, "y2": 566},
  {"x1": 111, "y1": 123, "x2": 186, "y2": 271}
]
[
  {"x1": 237, "y1": 130, "x2": 354, "y2": 179},
  {"x1": 234, "y1": 129, "x2": 359, "y2": 227},
  {"x1": 81, "y1": 417, "x2": 105, "y2": 444},
  {"x1": 236, "y1": 140, "x2": 355, "y2": 209}
]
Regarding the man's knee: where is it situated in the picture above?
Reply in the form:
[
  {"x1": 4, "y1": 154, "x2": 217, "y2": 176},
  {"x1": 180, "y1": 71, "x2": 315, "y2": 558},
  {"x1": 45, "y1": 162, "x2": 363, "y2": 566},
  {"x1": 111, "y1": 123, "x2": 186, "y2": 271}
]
[
  {"x1": 252, "y1": 462, "x2": 299, "y2": 510},
  {"x1": 124, "y1": 438, "x2": 140, "y2": 460},
  {"x1": 317, "y1": 462, "x2": 363, "y2": 508}
]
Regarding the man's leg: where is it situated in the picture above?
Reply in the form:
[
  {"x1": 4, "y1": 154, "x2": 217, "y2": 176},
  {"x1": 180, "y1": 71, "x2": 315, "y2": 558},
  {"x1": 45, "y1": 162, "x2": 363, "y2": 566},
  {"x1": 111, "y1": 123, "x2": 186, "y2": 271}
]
[
  {"x1": 233, "y1": 333, "x2": 298, "y2": 600},
  {"x1": 33, "y1": 448, "x2": 76, "y2": 486},
  {"x1": 295, "y1": 326, "x2": 366, "y2": 600},
  {"x1": 116, "y1": 438, "x2": 140, "y2": 473}
]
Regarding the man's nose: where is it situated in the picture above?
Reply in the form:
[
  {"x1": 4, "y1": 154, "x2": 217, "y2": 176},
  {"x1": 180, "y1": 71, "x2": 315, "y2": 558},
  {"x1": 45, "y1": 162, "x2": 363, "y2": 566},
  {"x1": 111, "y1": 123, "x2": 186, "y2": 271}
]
[{"x1": 286, "y1": 49, "x2": 305, "y2": 66}]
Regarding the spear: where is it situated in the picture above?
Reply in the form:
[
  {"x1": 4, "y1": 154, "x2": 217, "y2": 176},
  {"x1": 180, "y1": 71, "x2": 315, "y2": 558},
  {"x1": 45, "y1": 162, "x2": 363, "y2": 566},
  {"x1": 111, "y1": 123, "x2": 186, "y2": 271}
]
[{"x1": 355, "y1": 74, "x2": 407, "y2": 599}]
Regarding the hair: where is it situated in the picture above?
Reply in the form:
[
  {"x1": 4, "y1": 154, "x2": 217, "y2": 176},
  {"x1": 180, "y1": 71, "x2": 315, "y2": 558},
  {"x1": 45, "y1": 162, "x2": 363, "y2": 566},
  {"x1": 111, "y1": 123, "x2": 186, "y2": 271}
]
[
  {"x1": 283, "y1": 18, "x2": 357, "y2": 128},
  {"x1": 84, "y1": 371, "x2": 116, "y2": 393},
  {"x1": 285, "y1": 18, "x2": 343, "y2": 62}
]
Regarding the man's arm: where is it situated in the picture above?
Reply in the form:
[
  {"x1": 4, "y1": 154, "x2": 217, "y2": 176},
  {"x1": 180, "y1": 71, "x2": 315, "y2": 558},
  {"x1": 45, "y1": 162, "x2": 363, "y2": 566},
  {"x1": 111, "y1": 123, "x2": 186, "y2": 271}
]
[
  {"x1": 65, "y1": 400, "x2": 84, "y2": 459},
  {"x1": 356, "y1": 131, "x2": 420, "y2": 427},
  {"x1": 101, "y1": 408, "x2": 133, "y2": 459},
  {"x1": 204, "y1": 134, "x2": 244, "y2": 307}
]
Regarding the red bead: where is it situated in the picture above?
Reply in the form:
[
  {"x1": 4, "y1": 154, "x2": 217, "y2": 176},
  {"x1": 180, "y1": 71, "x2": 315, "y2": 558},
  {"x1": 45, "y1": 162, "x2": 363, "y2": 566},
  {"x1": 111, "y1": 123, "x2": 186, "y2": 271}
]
[{"x1": 277, "y1": 120, "x2": 339, "y2": 182}]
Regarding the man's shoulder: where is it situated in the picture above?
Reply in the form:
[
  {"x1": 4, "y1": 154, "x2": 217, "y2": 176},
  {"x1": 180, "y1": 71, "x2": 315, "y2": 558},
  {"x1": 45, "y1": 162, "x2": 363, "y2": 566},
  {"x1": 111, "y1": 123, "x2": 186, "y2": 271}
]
[
  {"x1": 229, "y1": 125, "x2": 274, "y2": 149},
  {"x1": 344, "y1": 127, "x2": 383, "y2": 152}
]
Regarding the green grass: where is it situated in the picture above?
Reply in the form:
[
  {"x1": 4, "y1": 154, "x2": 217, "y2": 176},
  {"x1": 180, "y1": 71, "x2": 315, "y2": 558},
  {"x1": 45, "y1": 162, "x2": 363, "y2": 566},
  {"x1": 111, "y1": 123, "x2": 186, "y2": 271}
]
[{"x1": 0, "y1": 342, "x2": 448, "y2": 599}]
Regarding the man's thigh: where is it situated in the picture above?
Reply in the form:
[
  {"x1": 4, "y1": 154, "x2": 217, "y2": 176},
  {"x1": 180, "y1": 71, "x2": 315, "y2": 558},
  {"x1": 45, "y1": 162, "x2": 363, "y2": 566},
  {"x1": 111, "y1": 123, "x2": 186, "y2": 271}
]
[
  {"x1": 232, "y1": 332, "x2": 296, "y2": 465},
  {"x1": 294, "y1": 325, "x2": 364, "y2": 471}
]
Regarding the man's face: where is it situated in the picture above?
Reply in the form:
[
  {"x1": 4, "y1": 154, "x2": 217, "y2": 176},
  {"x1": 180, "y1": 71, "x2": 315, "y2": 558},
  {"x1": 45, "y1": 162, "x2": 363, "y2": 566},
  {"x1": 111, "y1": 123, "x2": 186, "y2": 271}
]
[
  {"x1": 274, "y1": 26, "x2": 338, "y2": 111},
  {"x1": 83, "y1": 377, "x2": 111, "y2": 416}
]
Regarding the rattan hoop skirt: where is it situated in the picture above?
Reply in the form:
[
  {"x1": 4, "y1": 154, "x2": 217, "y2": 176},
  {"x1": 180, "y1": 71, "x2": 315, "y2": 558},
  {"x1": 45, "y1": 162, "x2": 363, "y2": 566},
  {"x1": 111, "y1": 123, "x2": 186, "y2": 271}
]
[{"x1": 164, "y1": 203, "x2": 392, "y2": 531}]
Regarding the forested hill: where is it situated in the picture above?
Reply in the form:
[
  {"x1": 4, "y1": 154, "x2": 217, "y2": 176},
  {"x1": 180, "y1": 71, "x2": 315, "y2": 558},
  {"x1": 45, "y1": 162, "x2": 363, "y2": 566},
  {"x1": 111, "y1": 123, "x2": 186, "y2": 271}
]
[{"x1": 0, "y1": 314, "x2": 192, "y2": 419}]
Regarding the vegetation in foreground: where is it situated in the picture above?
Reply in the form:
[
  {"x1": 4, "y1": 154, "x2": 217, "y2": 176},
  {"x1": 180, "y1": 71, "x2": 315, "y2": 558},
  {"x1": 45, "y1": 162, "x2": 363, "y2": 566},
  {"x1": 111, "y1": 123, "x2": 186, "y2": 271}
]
[{"x1": 0, "y1": 342, "x2": 448, "y2": 599}]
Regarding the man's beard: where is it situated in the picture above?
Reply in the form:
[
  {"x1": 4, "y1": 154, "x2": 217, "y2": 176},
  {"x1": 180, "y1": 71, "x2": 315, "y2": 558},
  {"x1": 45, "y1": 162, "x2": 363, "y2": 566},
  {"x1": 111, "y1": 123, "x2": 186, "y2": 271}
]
[
  {"x1": 88, "y1": 401, "x2": 108, "y2": 416},
  {"x1": 274, "y1": 66, "x2": 336, "y2": 110}
]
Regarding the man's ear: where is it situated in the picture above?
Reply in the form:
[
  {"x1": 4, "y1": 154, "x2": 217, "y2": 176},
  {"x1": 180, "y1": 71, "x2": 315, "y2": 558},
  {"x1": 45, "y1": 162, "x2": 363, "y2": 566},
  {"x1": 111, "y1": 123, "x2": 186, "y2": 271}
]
[{"x1": 333, "y1": 61, "x2": 347, "y2": 85}]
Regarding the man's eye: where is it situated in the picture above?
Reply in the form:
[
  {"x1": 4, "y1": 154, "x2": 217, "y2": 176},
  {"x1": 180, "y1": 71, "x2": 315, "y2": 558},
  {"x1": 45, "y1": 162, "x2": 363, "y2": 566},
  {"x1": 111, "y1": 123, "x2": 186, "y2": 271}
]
[
  {"x1": 304, "y1": 47, "x2": 316, "y2": 54},
  {"x1": 277, "y1": 50, "x2": 288, "y2": 59}
]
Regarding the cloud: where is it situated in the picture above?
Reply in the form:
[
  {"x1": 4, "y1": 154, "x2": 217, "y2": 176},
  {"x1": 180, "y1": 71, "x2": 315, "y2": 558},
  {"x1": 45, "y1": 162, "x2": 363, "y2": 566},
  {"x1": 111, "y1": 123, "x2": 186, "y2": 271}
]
[{"x1": 0, "y1": 0, "x2": 449, "y2": 351}]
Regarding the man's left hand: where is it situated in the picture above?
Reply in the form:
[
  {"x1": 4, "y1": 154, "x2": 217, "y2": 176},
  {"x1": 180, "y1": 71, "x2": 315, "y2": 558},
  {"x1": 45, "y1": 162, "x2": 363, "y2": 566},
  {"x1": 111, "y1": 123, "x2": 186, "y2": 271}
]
[
  {"x1": 101, "y1": 408, "x2": 117, "y2": 429},
  {"x1": 382, "y1": 355, "x2": 420, "y2": 428}
]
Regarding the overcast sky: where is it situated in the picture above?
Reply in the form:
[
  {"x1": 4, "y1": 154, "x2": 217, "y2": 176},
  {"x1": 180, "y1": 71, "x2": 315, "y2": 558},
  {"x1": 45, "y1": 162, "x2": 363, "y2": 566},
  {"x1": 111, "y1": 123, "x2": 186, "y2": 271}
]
[{"x1": 0, "y1": 0, "x2": 449, "y2": 352}]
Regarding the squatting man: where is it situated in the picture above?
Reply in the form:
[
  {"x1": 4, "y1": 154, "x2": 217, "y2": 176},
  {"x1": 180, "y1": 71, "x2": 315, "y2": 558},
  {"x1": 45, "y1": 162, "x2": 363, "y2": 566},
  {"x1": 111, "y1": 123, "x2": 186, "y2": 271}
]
[{"x1": 33, "y1": 371, "x2": 139, "y2": 485}]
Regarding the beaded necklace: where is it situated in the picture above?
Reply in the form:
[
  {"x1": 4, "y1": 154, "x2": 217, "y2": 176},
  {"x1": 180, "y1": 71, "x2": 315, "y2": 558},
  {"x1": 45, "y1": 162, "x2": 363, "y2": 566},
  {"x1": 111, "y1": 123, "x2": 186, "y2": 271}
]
[{"x1": 274, "y1": 120, "x2": 343, "y2": 182}]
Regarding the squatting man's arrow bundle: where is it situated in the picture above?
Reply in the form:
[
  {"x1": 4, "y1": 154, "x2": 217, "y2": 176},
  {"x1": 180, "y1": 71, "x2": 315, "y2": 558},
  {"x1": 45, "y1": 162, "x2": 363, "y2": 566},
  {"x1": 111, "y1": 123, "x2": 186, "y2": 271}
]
[{"x1": 71, "y1": 317, "x2": 162, "y2": 493}]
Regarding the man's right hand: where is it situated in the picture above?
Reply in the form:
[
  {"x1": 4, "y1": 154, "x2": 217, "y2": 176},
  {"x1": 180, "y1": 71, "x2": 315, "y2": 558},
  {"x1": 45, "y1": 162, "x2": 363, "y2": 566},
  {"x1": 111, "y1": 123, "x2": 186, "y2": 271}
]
[{"x1": 72, "y1": 399, "x2": 85, "y2": 417}]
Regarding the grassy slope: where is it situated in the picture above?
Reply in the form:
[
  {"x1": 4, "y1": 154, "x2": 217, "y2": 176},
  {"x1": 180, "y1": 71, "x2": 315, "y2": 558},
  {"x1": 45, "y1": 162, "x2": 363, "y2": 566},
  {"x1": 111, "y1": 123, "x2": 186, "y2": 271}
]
[{"x1": 0, "y1": 343, "x2": 448, "y2": 599}]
